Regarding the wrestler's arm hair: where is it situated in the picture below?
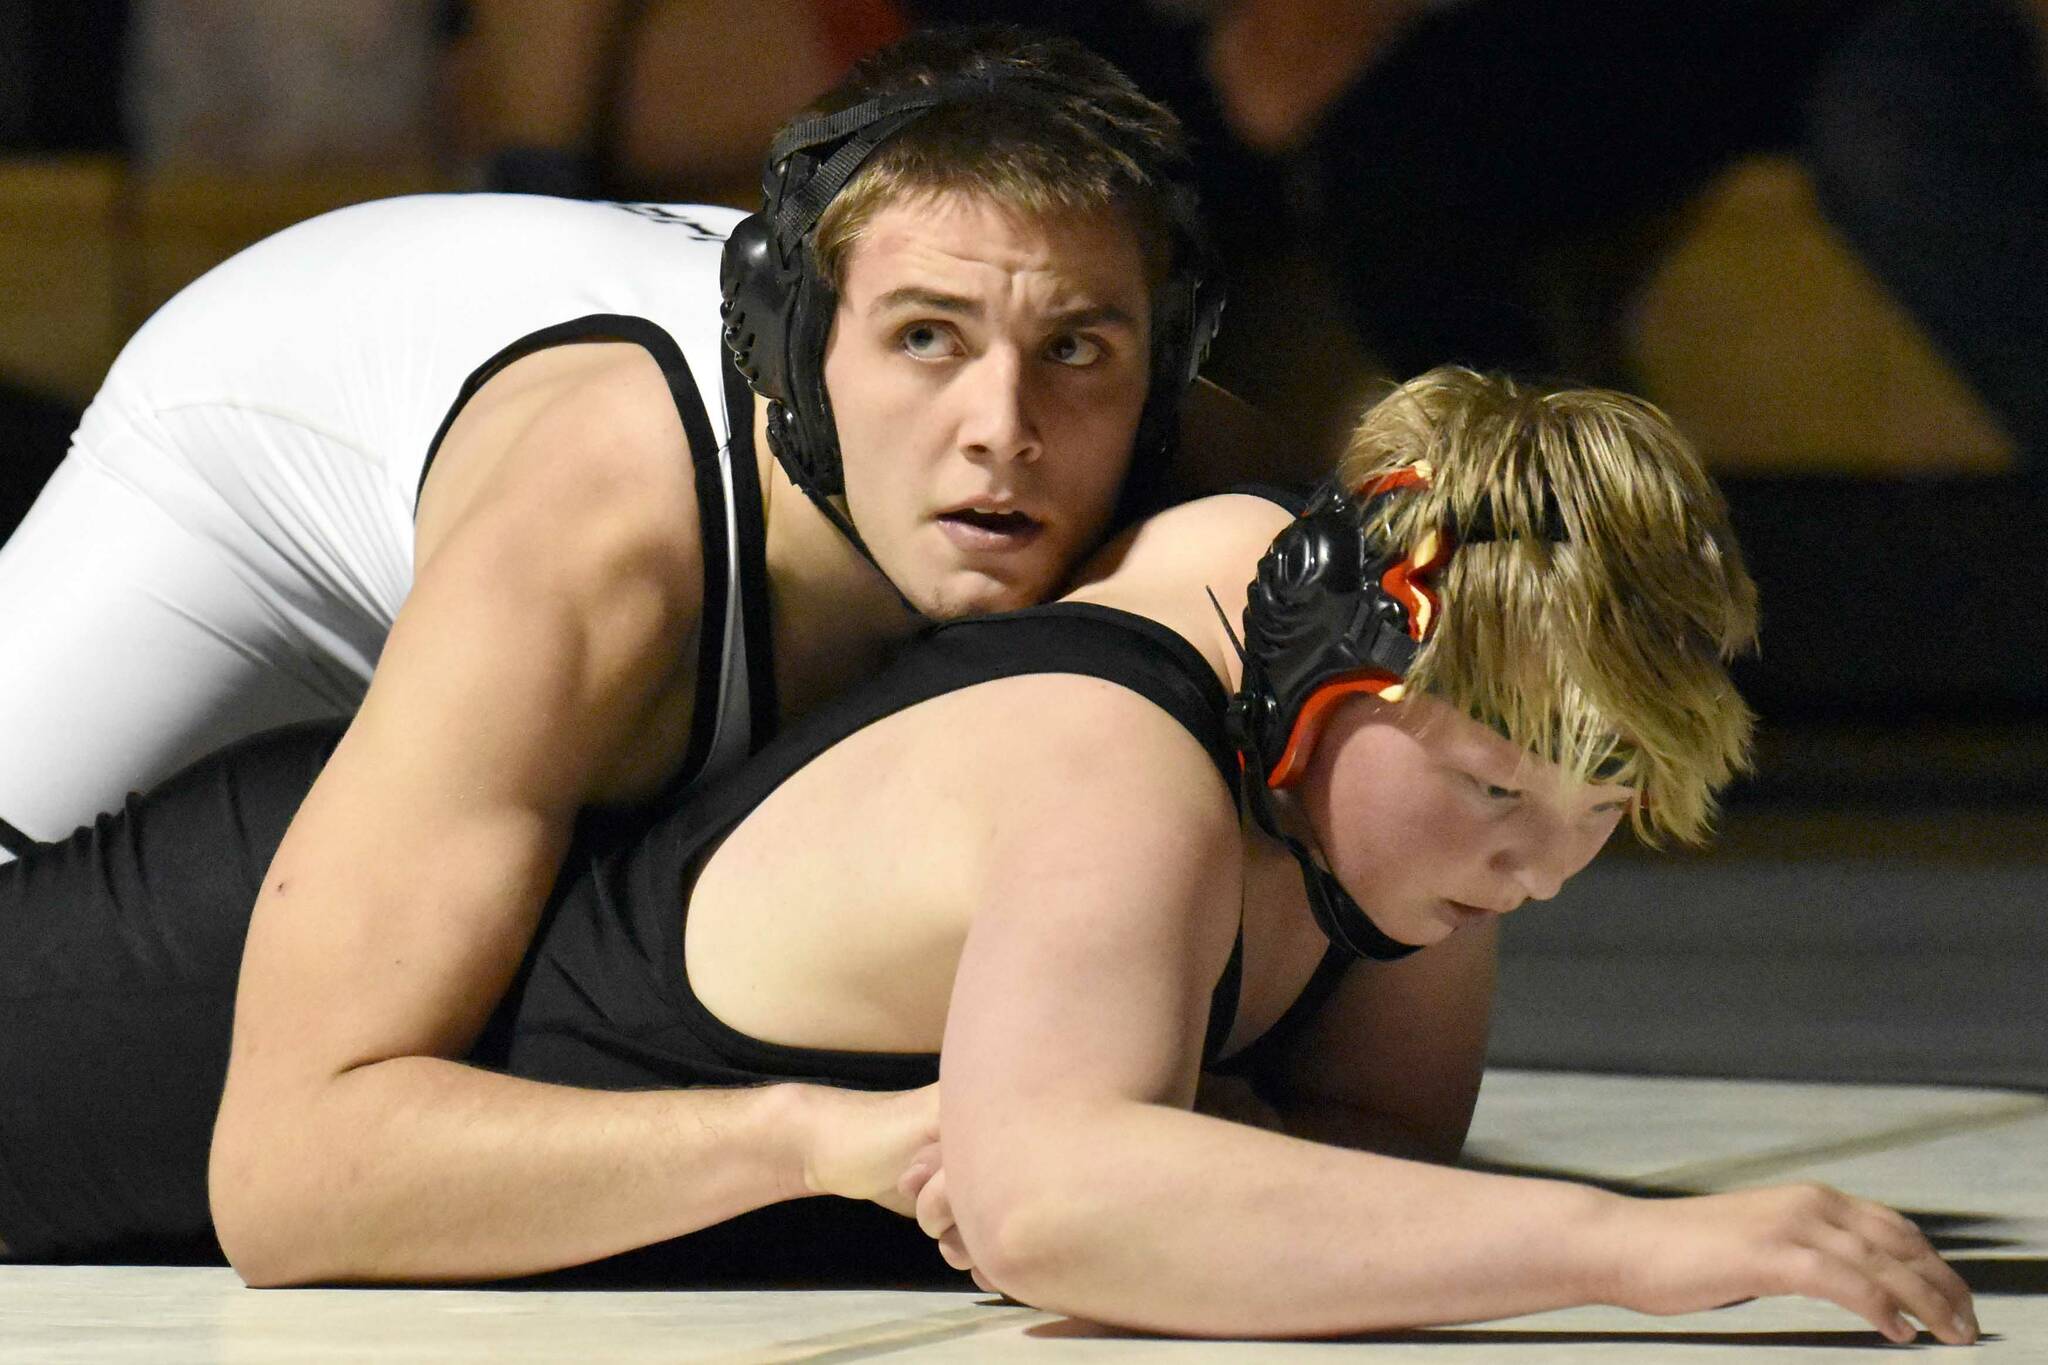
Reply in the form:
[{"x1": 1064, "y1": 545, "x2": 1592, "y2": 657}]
[
  {"x1": 934, "y1": 689, "x2": 1977, "y2": 1341},
  {"x1": 208, "y1": 347, "x2": 912, "y2": 1286}
]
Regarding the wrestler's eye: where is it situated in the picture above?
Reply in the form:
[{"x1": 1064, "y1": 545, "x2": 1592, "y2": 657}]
[
  {"x1": 899, "y1": 323, "x2": 960, "y2": 359},
  {"x1": 1468, "y1": 774, "x2": 1521, "y2": 802},
  {"x1": 1045, "y1": 332, "x2": 1104, "y2": 367}
]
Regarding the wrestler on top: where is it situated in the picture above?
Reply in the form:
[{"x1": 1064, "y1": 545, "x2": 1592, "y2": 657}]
[{"x1": 0, "y1": 27, "x2": 1256, "y2": 1267}]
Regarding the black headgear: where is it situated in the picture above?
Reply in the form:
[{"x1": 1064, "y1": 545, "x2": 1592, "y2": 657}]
[
  {"x1": 1224, "y1": 469, "x2": 1574, "y2": 959},
  {"x1": 719, "y1": 72, "x2": 1222, "y2": 579},
  {"x1": 1223, "y1": 469, "x2": 1449, "y2": 961}
]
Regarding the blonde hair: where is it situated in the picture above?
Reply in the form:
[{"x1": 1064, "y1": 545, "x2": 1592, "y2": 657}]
[
  {"x1": 793, "y1": 27, "x2": 1188, "y2": 292},
  {"x1": 1339, "y1": 368, "x2": 1759, "y2": 844}
]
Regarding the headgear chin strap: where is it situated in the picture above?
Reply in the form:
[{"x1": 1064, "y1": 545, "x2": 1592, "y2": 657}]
[
  {"x1": 1223, "y1": 468, "x2": 1454, "y2": 962},
  {"x1": 719, "y1": 71, "x2": 1222, "y2": 608}
]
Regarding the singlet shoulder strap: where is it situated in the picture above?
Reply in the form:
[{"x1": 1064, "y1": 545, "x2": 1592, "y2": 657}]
[
  {"x1": 416, "y1": 313, "x2": 775, "y2": 798},
  {"x1": 666, "y1": 600, "x2": 1238, "y2": 848},
  {"x1": 1227, "y1": 481, "x2": 1313, "y2": 516},
  {"x1": 610, "y1": 600, "x2": 1248, "y2": 1089},
  {"x1": 416, "y1": 313, "x2": 719, "y2": 510},
  {"x1": 920, "y1": 603, "x2": 1239, "y2": 788},
  {"x1": 720, "y1": 343, "x2": 777, "y2": 758},
  {"x1": 1208, "y1": 942, "x2": 1353, "y2": 1077},
  {"x1": 1201, "y1": 938, "x2": 1244, "y2": 1067}
]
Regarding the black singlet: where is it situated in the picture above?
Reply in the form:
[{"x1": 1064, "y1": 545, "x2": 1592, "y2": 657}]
[
  {"x1": 471, "y1": 603, "x2": 1272, "y2": 1095},
  {"x1": 0, "y1": 598, "x2": 1349, "y2": 1263}
]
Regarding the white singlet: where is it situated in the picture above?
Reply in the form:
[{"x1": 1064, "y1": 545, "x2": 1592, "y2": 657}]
[{"x1": 0, "y1": 194, "x2": 773, "y2": 856}]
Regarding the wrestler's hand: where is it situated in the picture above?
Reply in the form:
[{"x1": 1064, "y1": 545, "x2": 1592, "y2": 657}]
[
  {"x1": 1605, "y1": 1184, "x2": 1978, "y2": 1345},
  {"x1": 797, "y1": 1083, "x2": 939, "y2": 1217},
  {"x1": 899, "y1": 1143, "x2": 998, "y2": 1292}
]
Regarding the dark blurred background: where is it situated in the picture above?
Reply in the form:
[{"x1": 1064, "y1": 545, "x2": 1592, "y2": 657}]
[{"x1": 2, "y1": 0, "x2": 2043, "y2": 1088}]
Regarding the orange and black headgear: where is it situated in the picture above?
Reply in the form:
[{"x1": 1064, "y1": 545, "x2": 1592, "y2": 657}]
[{"x1": 1224, "y1": 468, "x2": 1564, "y2": 960}]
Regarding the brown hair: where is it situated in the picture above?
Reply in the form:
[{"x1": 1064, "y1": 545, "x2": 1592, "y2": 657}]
[
  {"x1": 790, "y1": 26, "x2": 1192, "y2": 293},
  {"x1": 1339, "y1": 368, "x2": 1759, "y2": 844}
]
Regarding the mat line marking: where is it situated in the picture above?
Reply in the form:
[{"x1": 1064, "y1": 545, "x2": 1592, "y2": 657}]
[
  {"x1": 1641, "y1": 1093, "x2": 2046, "y2": 1191},
  {"x1": 707, "y1": 1302, "x2": 1058, "y2": 1364}
]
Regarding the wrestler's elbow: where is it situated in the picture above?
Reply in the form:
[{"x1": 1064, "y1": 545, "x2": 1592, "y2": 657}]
[
  {"x1": 942, "y1": 1110, "x2": 1102, "y2": 1304},
  {"x1": 949, "y1": 1176, "x2": 1061, "y2": 1302},
  {"x1": 208, "y1": 1128, "x2": 306, "y2": 1286},
  {"x1": 209, "y1": 1091, "x2": 348, "y2": 1287},
  {"x1": 959, "y1": 1174, "x2": 1138, "y2": 1315}
]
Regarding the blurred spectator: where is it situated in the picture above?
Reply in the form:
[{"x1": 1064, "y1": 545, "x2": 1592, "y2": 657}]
[
  {"x1": 1, "y1": 0, "x2": 130, "y2": 154},
  {"x1": 128, "y1": 0, "x2": 441, "y2": 172},
  {"x1": 454, "y1": 0, "x2": 624, "y2": 197},
  {"x1": 909, "y1": 1, "x2": 2043, "y2": 475},
  {"x1": 2, "y1": 0, "x2": 122, "y2": 538},
  {"x1": 1, "y1": 3, "x2": 26, "y2": 146},
  {"x1": 1218, "y1": 1, "x2": 1873, "y2": 376},
  {"x1": 455, "y1": 0, "x2": 906, "y2": 201},
  {"x1": 1805, "y1": 0, "x2": 2048, "y2": 468},
  {"x1": 10, "y1": 0, "x2": 2038, "y2": 473}
]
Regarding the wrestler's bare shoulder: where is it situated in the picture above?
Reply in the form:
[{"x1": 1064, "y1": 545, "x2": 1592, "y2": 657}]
[
  {"x1": 416, "y1": 342, "x2": 702, "y2": 574},
  {"x1": 1082, "y1": 492, "x2": 1297, "y2": 583},
  {"x1": 404, "y1": 341, "x2": 708, "y2": 802},
  {"x1": 686, "y1": 666, "x2": 1239, "y2": 1056},
  {"x1": 1064, "y1": 492, "x2": 1297, "y2": 684}
]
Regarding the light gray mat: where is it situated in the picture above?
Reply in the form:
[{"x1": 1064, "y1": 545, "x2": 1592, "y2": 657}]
[{"x1": 5, "y1": 1072, "x2": 2039, "y2": 1361}]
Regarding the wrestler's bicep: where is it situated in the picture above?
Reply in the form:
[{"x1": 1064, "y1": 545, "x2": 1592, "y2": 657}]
[
  {"x1": 221, "y1": 369, "x2": 704, "y2": 1092},
  {"x1": 936, "y1": 686, "x2": 1240, "y2": 1213}
]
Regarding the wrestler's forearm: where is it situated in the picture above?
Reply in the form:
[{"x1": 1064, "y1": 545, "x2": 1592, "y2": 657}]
[
  {"x1": 957, "y1": 1100, "x2": 1620, "y2": 1337},
  {"x1": 211, "y1": 1060, "x2": 815, "y2": 1286}
]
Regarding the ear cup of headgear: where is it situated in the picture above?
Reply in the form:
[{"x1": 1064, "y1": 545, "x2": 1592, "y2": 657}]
[
  {"x1": 719, "y1": 96, "x2": 955, "y2": 509},
  {"x1": 1152, "y1": 178, "x2": 1224, "y2": 391},
  {"x1": 776, "y1": 262, "x2": 845, "y2": 497},
  {"x1": 721, "y1": 203, "x2": 847, "y2": 496},
  {"x1": 718, "y1": 211, "x2": 792, "y2": 404},
  {"x1": 1236, "y1": 470, "x2": 1446, "y2": 788},
  {"x1": 1229, "y1": 472, "x2": 1448, "y2": 964},
  {"x1": 1246, "y1": 507, "x2": 1393, "y2": 787}
]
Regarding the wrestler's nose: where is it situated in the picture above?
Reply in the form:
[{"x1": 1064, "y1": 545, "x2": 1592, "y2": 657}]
[{"x1": 956, "y1": 347, "x2": 1040, "y2": 465}]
